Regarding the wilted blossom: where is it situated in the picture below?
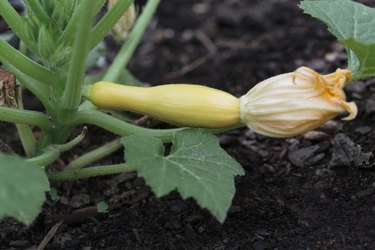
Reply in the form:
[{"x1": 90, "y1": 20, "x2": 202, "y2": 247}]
[
  {"x1": 239, "y1": 66, "x2": 357, "y2": 137},
  {"x1": 108, "y1": 1, "x2": 136, "y2": 42}
]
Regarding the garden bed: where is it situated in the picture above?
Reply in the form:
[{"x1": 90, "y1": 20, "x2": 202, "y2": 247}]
[{"x1": 1, "y1": 0, "x2": 374, "y2": 249}]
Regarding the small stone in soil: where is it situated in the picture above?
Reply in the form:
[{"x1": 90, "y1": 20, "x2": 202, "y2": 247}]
[
  {"x1": 106, "y1": 172, "x2": 136, "y2": 186},
  {"x1": 252, "y1": 240, "x2": 270, "y2": 250},
  {"x1": 329, "y1": 133, "x2": 373, "y2": 168},
  {"x1": 55, "y1": 233, "x2": 80, "y2": 249},
  {"x1": 318, "y1": 120, "x2": 342, "y2": 134},
  {"x1": 184, "y1": 224, "x2": 197, "y2": 242},
  {"x1": 355, "y1": 126, "x2": 372, "y2": 135},
  {"x1": 365, "y1": 98, "x2": 375, "y2": 114},
  {"x1": 315, "y1": 168, "x2": 333, "y2": 177},
  {"x1": 288, "y1": 145, "x2": 320, "y2": 167},
  {"x1": 305, "y1": 153, "x2": 325, "y2": 166},
  {"x1": 69, "y1": 194, "x2": 91, "y2": 208},
  {"x1": 303, "y1": 131, "x2": 330, "y2": 141}
]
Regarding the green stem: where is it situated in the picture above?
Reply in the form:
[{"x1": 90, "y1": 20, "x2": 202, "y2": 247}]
[
  {"x1": 67, "y1": 138, "x2": 122, "y2": 170},
  {"x1": 0, "y1": 40, "x2": 56, "y2": 85},
  {"x1": 15, "y1": 87, "x2": 37, "y2": 157},
  {"x1": 103, "y1": 0, "x2": 160, "y2": 82},
  {"x1": 58, "y1": 0, "x2": 106, "y2": 45},
  {"x1": 61, "y1": 0, "x2": 97, "y2": 110},
  {"x1": 2, "y1": 41, "x2": 52, "y2": 108},
  {"x1": 16, "y1": 124, "x2": 36, "y2": 157},
  {"x1": 24, "y1": 0, "x2": 51, "y2": 24},
  {"x1": 0, "y1": 107, "x2": 52, "y2": 129},
  {"x1": 54, "y1": 128, "x2": 87, "y2": 152},
  {"x1": 48, "y1": 164, "x2": 137, "y2": 182},
  {"x1": 27, "y1": 128, "x2": 87, "y2": 167},
  {"x1": 0, "y1": 1, "x2": 34, "y2": 49},
  {"x1": 89, "y1": 0, "x2": 133, "y2": 50},
  {"x1": 26, "y1": 146, "x2": 60, "y2": 167},
  {"x1": 73, "y1": 109, "x2": 244, "y2": 142},
  {"x1": 17, "y1": 76, "x2": 50, "y2": 110},
  {"x1": 73, "y1": 109, "x2": 183, "y2": 142}
]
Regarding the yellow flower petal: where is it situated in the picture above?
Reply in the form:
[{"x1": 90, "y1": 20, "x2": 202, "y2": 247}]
[{"x1": 239, "y1": 66, "x2": 357, "y2": 137}]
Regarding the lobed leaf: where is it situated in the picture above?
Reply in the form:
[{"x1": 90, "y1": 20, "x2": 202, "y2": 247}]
[
  {"x1": 122, "y1": 129, "x2": 244, "y2": 223},
  {"x1": 0, "y1": 153, "x2": 49, "y2": 225},
  {"x1": 300, "y1": 0, "x2": 375, "y2": 80}
]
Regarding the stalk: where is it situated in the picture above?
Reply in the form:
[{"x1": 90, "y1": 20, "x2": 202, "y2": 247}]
[
  {"x1": 0, "y1": 1, "x2": 34, "y2": 49},
  {"x1": 0, "y1": 40, "x2": 56, "y2": 86},
  {"x1": 89, "y1": 0, "x2": 133, "y2": 50},
  {"x1": 103, "y1": 0, "x2": 160, "y2": 82},
  {"x1": 24, "y1": 0, "x2": 51, "y2": 24},
  {"x1": 72, "y1": 109, "x2": 244, "y2": 143},
  {"x1": 0, "y1": 107, "x2": 52, "y2": 129},
  {"x1": 66, "y1": 138, "x2": 122, "y2": 169},
  {"x1": 48, "y1": 164, "x2": 137, "y2": 182},
  {"x1": 28, "y1": 128, "x2": 87, "y2": 167},
  {"x1": 0, "y1": 40, "x2": 51, "y2": 107},
  {"x1": 59, "y1": 0, "x2": 106, "y2": 45},
  {"x1": 15, "y1": 87, "x2": 37, "y2": 157},
  {"x1": 61, "y1": 0, "x2": 98, "y2": 110},
  {"x1": 26, "y1": 146, "x2": 60, "y2": 167},
  {"x1": 73, "y1": 109, "x2": 183, "y2": 142},
  {"x1": 16, "y1": 124, "x2": 36, "y2": 157}
]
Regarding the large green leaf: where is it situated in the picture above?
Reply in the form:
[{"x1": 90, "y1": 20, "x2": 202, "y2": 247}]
[
  {"x1": 300, "y1": 0, "x2": 375, "y2": 80},
  {"x1": 0, "y1": 153, "x2": 49, "y2": 225},
  {"x1": 122, "y1": 129, "x2": 244, "y2": 223}
]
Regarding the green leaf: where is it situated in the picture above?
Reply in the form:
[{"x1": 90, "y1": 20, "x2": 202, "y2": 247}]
[
  {"x1": 48, "y1": 187, "x2": 60, "y2": 202},
  {"x1": 300, "y1": 0, "x2": 375, "y2": 80},
  {"x1": 85, "y1": 41, "x2": 106, "y2": 69},
  {"x1": 0, "y1": 153, "x2": 50, "y2": 225},
  {"x1": 122, "y1": 129, "x2": 244, "y2": 223},
  {"x1": 96, "y1": 201, "x2": 109, "y2": 213}
]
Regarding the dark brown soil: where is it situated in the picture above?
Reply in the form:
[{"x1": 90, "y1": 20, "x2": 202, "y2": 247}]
[{"x1": 1, "y1": 0, "x2": 375, "y2": 249}]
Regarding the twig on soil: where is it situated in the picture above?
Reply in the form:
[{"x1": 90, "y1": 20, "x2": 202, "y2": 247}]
[
  {"x1": 37, "y1": 220, "x2": 64, "y2": 250},
  {"x1": 0, "y1": 138, "x2": 15, "y2": 154},
  {"x1": 166, "y1": 53, "x2": 214, "y2": 79},
  {"x1": 166, "y1": 30, "x2": 217, "y2": 79},
  {"x1": 44, "y1": 207, "x2": 103, "y2": 225}
]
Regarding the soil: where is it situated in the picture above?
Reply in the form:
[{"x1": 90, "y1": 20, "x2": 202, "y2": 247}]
[{"x1": 1, "y1": 0, "x2": 375, "y2": 249}]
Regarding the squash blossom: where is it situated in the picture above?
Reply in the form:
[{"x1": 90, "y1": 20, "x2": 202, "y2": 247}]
[
  {"x1": 87, "y1": 66, "x2": 357, "y2": 137},
  {"x1": 239, "y1": 66, "x2": 357, "y2": 137},
  {"x1": 108, "y1": 0, "x2": 136, "y2": 43}
]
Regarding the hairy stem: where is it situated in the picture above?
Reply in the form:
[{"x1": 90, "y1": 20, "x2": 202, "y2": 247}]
[
  {"x1": 73, "y1": 109, "x2": 183, "y2": 142},
  {"x1": 48, "y1": 164, "x2": 137, "y2": 182},
  {"x1": 16, "y1": 124, "x2": 36, "y2": 157},
  {"x1": 67, "y1": 138, "x2": 122, "y2": 170},
  {"x1": 0, "y1": 107, "x2": 52, "y2": 129},
  {"x1": 0, "y1": 40, "x2": 56, "y2": 85},
  {"x1": 73, "y1": 109, "x2": 244, "y2": 142},
  {"x1": 26, "y1": 146, "x2": 60, "y2": 167},
  {"x1": 89, "y1": 0, "x2": 133, "y2": 50},
  {"x1": 28, "y1": 128, "x2": 87, "y2": 167},
  {"x1": 103, "y1": 0, "x2": 160, "y2": 82},
  {"x1": 15, "y1": 87, "x2": 37, "y2": 157},
  {"x1": 59, "y1": 0, "x2": 106, "y2": 45},
  {"x1": 24, "y1": 0, "x2": 51, "y2": 24},
  {"x1": 0, "y1": 1, "x2": 33, "y2": 49},
  {"x1": 61, "y1": 0, "x2": 97, "y2": 110}
]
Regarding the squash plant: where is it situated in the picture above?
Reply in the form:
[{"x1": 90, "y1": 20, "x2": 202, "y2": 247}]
[{"x1": 0, "y1": 0, "x2": 374, "y2": 225}]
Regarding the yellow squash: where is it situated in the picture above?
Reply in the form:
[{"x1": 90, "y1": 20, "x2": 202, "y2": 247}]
[{"x1": 88, "y1": 82, "x2": 241, "y2": 128}]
